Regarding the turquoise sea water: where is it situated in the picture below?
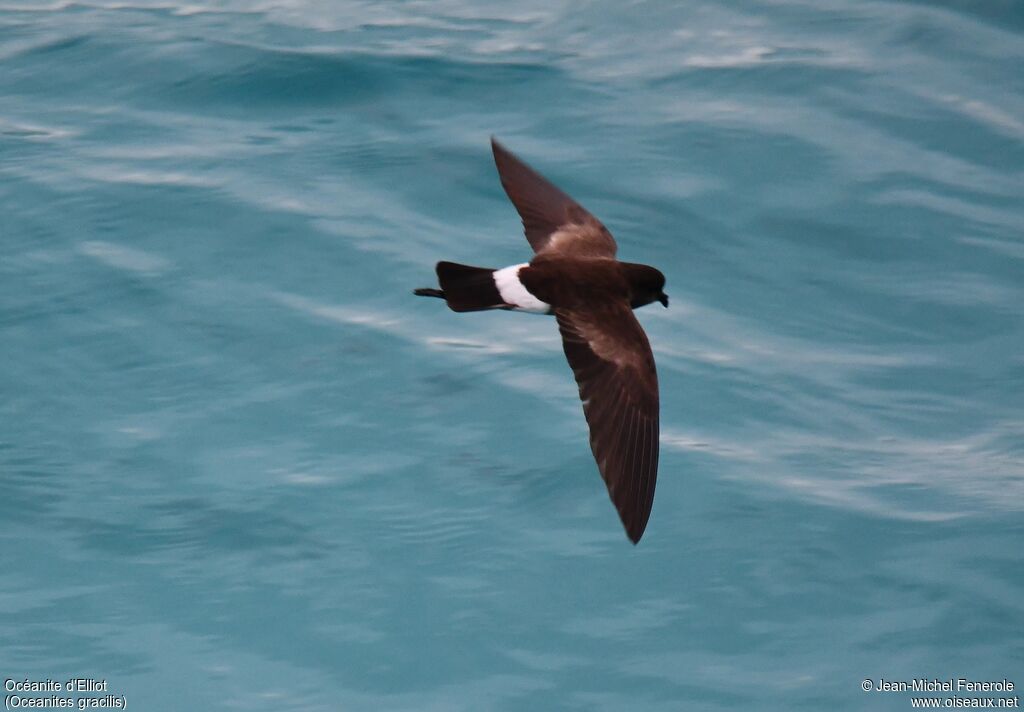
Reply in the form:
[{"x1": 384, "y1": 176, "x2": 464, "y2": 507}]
[{"x1": 2, "y1": 1, "x2": 1022, "y2": 710}]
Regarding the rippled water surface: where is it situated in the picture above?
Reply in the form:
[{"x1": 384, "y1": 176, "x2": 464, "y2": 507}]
[{"x1": 2, "y1": 1, "x2": 1022, "y2": 710}]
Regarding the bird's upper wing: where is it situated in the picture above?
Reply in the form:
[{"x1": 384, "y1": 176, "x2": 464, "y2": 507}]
[
  {"x1": 555, "y1": 303, "x2": 659, "y2": 543},
  {"x1": 491, "y1": 138, "x2": 617, "y2": 259}
]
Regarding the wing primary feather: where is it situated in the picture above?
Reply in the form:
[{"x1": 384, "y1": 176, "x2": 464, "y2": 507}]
[
  {"x1": 622, "y1": 409, "x2": 638, "y2": 524},
  {"x1": 638, "y1": 417, "x2": 653, "y2": 533}
]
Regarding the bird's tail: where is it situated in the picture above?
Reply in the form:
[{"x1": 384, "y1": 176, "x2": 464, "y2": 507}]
[{"x1": 414, "y1": 261, "x2": 505, "y2": 312}]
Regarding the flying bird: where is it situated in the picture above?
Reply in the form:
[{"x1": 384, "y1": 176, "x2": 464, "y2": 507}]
[{"x1": 415, "y1": 138, "x2": 667, "y2": 544}]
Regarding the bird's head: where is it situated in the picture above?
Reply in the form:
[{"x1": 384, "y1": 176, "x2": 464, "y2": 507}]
[{"x1": 623, "y1": 263, "x2": 668, "y2": 309}]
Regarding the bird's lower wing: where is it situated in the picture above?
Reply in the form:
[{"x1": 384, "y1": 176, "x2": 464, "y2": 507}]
[{"x1": 555, "y1": 304, "x2": 659, "y2": 543}]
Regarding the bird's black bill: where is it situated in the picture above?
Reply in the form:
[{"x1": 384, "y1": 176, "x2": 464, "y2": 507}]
[{"x1": 658, "y1": 293, "x2": 669, "y2": 308}]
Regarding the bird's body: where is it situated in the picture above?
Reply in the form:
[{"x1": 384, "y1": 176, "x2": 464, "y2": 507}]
[{"x1": 415, "y1": 138, "x2": 667, "y2": 544}]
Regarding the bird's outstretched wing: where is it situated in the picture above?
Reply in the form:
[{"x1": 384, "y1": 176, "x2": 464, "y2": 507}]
[
  {"x1": 555, "y1": 303, "x2": 659, "y2": 543},
  {"x1": 491, "y1": 137, "x2": 617, "y2": 259}
]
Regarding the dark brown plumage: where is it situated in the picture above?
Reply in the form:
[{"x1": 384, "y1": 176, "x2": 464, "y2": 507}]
[{"x1": 415, "y1": 138, "x2": 667, "y2": 544}]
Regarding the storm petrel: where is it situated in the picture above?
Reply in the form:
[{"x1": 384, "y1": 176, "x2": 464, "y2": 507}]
[{"x1": 415, "y1": 138, "x2": 667, "y2": 544}]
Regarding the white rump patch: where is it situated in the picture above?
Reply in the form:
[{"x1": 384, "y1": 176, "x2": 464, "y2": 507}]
[{"x1": 493, "y1": 263, "x2": 550, "y2": 314}]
